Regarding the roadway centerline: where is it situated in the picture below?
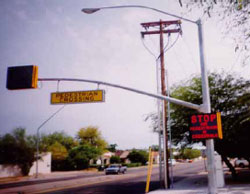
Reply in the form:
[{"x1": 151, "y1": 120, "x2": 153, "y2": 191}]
[
  {"x1": 32, "y1": 170, "x2": 155, "y2": 194},
  {"x1": 0, "y1": 168, "x2": 157, "y2": 194}
]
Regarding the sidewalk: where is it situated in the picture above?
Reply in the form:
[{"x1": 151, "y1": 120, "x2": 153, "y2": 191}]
[
  {"x1": 0, "y1": 169, "x2": 98, "y2": 184},
  {"x1": 149, "y1": 170, "x2": 250, "y2": 194}
]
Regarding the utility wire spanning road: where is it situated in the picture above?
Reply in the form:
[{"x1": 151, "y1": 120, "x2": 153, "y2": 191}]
[{"x1": 0, "y1": 160, "x2": 206, "y2": 194}]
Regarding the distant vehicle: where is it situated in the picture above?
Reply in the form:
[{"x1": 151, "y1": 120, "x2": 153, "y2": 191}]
[
  {"x1": 105, "y1": 164, "x2": 127, "y2": 175},
  {"x1": 234, "y1": 158, "x2": 249, "y2": 168},
  {"x1": 168, "y1": 159, "x2": 177, "y2": 166}
]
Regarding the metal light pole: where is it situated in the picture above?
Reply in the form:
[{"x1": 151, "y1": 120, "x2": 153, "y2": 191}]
[
  {"x1": 156, "y1": 60, "x2": 163, "y2": 185},
  {"x1": 81, "y1": 5, "x2": 217, "y2": 193},
  {"x1": 35, "y1": 105, "x2": 66, "y2": 178},
  {"x1": 166, "y1": 69, "x2": 174, "y2": 188},
  {"x1": 197, "y1": 19, "x2": 217, "y2": 194}
]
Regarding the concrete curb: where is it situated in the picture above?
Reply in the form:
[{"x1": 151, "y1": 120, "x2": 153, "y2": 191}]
[{"x1": 149, "y1": 184, "x2": 250, "y2": 194}]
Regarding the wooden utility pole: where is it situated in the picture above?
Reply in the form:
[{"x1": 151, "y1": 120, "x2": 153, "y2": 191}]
[{"x1": 141, "y1": 20, "x2": 181, "y2": 189}]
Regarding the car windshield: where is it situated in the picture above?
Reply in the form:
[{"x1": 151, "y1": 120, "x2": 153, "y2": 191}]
[{"x1": 109, "y1": 165, "x2": 119, "y2": 168}]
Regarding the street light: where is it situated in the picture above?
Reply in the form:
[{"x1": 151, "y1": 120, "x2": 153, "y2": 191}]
[
  {"x1": 35, "y1": 105, "x2": 66, "y2": 178},
  {"x1": 82, "y1": 5, "x2": 195, "y2": 23},
  {"x1": 82, "y1": 5, "x2": 217, "y2": 194}
]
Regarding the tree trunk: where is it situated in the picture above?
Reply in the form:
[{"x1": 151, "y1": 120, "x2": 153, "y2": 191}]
[
  {"x1": 221, "y1": 154, "x2": 237, "y2": 180},
  {"x1": 246, "y1": 158, "x2": 250, "y2": 169}
]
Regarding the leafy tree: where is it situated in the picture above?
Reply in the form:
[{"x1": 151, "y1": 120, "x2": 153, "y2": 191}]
[
  {"x1": 34, "y1": 132, "x2": 77, "y2": 172},
  {"x1": 110, "y1": 155, "x2": 121, "y2": 164},
  {"x1": 178, "y1": 1, "x2": 250, "y2": 65},
  {"x1": 151, "y1": 145, "x2": 159, "y2": 151},
  {"x1": 40, "y1": 132, "x2": 77, "y2": 152},
  {"x1": 107, "y1": 143, "x2": 118, "y2": 152},
  {"x1": 48, "y1": 141, "x2": 68, "y2": 161},
  {"x1": 47, "y1": 141, "x2": 69, "y2": 171},
  {"x1": 0, "y1": 128, "x2": 36, "y2": 175},
  {"x1": 171, "y1": 73, "x2": 250, "y2": 177},
  {"x1": 67, "y1": 145, "x2": 101, "y2": 170},
  {"x1": 128, "y1": 149, "x2": 148, "y2": 165},
  {"x1": 77, "y1": 126, "x2": 107, "y2": 153},
  {"x1": 146, "y1": 72, "x2": 250, "y2": 178}
]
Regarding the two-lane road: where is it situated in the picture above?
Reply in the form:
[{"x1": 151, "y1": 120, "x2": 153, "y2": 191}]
[
  {"x1": 0, "y1": 160, "x2": 206, "y2": 194},
  {"x1": 51, "y1": 160, "x2": 205, "y2": 194}
]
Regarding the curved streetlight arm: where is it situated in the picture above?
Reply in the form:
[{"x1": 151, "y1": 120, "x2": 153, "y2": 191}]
[
  {"x1": 35, "y1": 105, "x2": 66, "y2": 178},
  {"x1": 81, "y1": 5, "x2": 196, "y2": 24},
  {"x1": 81, "y1": 5, "x2": 209, "y2": 114},
  {"x1": 36, "y1": 105, "x2": 66, "y2": 133}
]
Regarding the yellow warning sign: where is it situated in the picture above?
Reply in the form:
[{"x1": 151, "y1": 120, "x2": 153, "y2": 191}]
[{"x1": 51, "y1": 90, "x2": 104, "y2": 104}]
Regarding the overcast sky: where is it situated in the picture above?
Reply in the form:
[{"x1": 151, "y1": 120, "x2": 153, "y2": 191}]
[{"x1": 0, "y1": 0, "x2": 249, "y2": 149}]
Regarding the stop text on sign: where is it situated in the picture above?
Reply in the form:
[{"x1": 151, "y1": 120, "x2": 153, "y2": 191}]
[
  {"x1": 190, "y1": 113, "x2": 222, "y2": 139},
  {"x1": 51, "y1": 90, "x2": 105, "y2": 104}
]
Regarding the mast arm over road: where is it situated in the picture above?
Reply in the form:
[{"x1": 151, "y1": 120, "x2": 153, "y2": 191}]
[{"x1": 38, "y1": 77, "x2": 201, "y2": 111}]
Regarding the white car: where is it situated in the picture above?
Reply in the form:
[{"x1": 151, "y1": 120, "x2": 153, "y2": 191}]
[
  {"x1": 168, "y1": 159, "x2": 177, "y2": 166},
  {"x1": 234, "y1": 158, "x2": 249, "y2": 168},
  {"x1": 105, "y1": 164, "x2": 127, "y2": 175}
]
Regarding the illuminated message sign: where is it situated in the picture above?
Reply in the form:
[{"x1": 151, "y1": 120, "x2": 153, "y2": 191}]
[
  {"x1": 51, "y1": 90, "x2": 105, "y2": 104},
  {"x1": 190, "y1": 112, "x2": 222, "y2": 139}
]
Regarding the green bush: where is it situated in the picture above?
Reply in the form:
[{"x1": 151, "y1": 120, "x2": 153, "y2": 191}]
[
  {"x1": 127, "y1": 149, "x2": 148, "y2": 165},
  {"x1": 51, "y1": 159, "x2": 68, "y2": 171},
  {"x1": 110, "y1": 155, "x2": 121, "y2": 164},
  {"x1": 0, "y1": 128, "x2": 36, "y2": 176},
  {"x1": 178, "y1": 148, "x2": 201, "y2": 159},
  {"x1": 89, "y1": 164, "x2": 98, "y2": 168},
  {"x1": 66, "y1": 145, "x2": 101, "y2": 170},
  {"x1": 126, "y1": 163, "x2": 142, "y2": 168}
]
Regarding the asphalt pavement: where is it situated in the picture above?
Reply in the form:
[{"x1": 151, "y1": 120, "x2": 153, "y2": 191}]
[
  {"x1": 0, "y1": 165, "x2": 159, "y2": 193},
  {"x1": 149, "y1": 168, "x2": 250, "y2": 194},
  {"x1": 1, "y1": 162, "x2": 250, "y2": 194}
]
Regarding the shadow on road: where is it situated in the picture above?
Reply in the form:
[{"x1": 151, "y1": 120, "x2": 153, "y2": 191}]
[
  {"x1": 51, "y1": 180, "x2": 162, "y2": 194},
  {"x1": 225, "y1": 167, "x2": 250, "y2": 185}
]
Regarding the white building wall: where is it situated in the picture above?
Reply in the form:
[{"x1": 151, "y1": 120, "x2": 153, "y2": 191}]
[
  {"x1": 0, "y1": 152, "x2": 51, "y2": 178},
  {"x1": 0, "y1": 165, "x2": 22, "y2": 178},
  {"x1": 29, "y1": 152, "x2": 51, "y2": 175}
]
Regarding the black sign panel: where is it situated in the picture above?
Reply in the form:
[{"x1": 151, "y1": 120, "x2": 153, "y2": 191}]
[
  {"x1": 6, "y1": 65, "x2": 38, "y2": 90},
  {"x1": 190, "y1": 113, "x2": 222, "y2": 139}
]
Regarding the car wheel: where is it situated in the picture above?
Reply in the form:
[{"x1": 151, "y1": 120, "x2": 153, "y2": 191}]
[{"x1": 239, "y1": 163, "x2": 245, "y2": 168}]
